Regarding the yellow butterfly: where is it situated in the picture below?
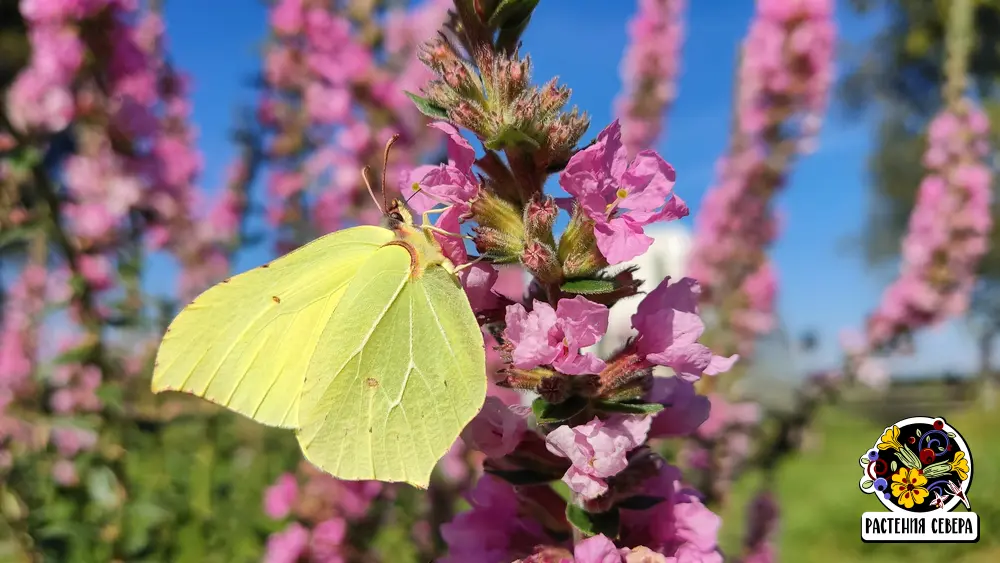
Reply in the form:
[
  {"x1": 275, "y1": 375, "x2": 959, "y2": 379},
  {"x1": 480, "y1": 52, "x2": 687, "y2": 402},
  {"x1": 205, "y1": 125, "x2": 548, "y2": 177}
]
[{"x1": 151, "y1": 136, "x2": 486, "y2": 488}]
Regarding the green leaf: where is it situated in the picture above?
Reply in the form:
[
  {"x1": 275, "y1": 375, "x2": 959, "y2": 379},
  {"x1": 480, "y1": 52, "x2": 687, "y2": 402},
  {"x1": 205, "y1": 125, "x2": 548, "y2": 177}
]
[
  {"x1": 948, "y1": 432, "x2": 956, "y2": 438},
  {"x1": 891, "y1": 460, "x2": 898, "y2": 471},
  {"x1": 96, "y1": 384, "x2": 125, "y2": 414},
  {"x1": 485, "y1": 468, "x2": 558, "y2": 486},
  {"x1": 566, "y1": 504, "x2": 620, "y2": 538},
  {"x1": 488, "y1": 0, "x2": 539, "y2": 27},
  {"x1": 593, "y1": 400, "x2": 664, "y2": 415},
  {"x1": 532, "y1": 396, "x2": 588, "y2": 424},
  {"x1": 861, "y1": 479, "x2": 874, "y2": 489},
  {"x1": 53, "y1": 343, "x2": 97, "y2": 366},
  {"x1": 561, "y1": 279, "x2": 619, "y2": 295},
  {"x1": 491, "y1": 0, "x2": 539, "y2": 51},
  {"x1": 617, "y1": 496, "x2": 665, "y2": 510},
  {"x1": 484, "y1": 127, "x2": 540, "y2": 151},
  {"x1": 405, "y1": 91, "x2": 449, "y2": 120},
  {"x1": 0, "y1": 226, "x2": 33, "y2": 250},
  {"x1": 916, "y1": 429, "x2": 922, "y2": 437}
]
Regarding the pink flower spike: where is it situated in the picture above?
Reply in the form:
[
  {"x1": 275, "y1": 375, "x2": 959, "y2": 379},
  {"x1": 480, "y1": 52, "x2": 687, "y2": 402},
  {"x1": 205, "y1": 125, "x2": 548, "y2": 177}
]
[
  {"x1": 574, "y1": 534, "x2": 623, "y2": 563},
  {"x1": 460, "y1": 396, "x2": 528, "y2": 458},
  {"x1": 544, "y1": 416, "x2": 652, "y2": 500},
  {"x1": 559, "y1": 120, "x2": 689, "y2": 264},
  {"x1": 504, "y1": 297, "x2": 609, "y2": 375},
  {"x1": 632, "y1": 277, "x2": 737, "y2": 381}
]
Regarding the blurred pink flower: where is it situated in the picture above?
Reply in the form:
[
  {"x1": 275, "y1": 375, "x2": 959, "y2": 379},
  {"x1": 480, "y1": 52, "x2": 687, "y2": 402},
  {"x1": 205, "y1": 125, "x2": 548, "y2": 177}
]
[{"x1": 264, "y1": 473, "x2": 299, "y2": 520}]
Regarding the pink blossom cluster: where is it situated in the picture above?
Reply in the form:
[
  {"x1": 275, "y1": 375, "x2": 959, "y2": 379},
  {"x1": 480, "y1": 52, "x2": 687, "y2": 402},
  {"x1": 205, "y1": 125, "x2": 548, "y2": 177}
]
[
  {"x1": 687, "y1": 0, "x2": 835, "y2": 358},
  {"x1": 866, "y1": 101, "x2": 993, "y2": 351},
  {"x1": 739, "y1": 0, "x2": 836, "y2": 145},
  {"x1": 259, "y1": 0, "x2": 448, "y2": 241},
  {"x1": 261, "y1": 463, "x2": 383, "y2": 563},
  {"x1": 393, "y1": 105, "x2": 737, "y2": 559},
  {"x1": 614, "y1": 0, "x2": 686, "y2": 155}
]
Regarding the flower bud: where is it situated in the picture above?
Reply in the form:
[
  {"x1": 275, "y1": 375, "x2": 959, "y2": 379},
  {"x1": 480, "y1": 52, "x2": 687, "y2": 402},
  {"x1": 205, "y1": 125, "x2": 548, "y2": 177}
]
[
  {"x1": 524, "y1": 194, "x2": 557, "y2": 247},
  {"x1": 558, "y1": 206, "x2": 607, "y2": 278},
  {"x1": 495, "y1": 366, "x2": 555, "y2": 390},
  {"x1": 537, "y1": 374, "x2": 571, "y2": 404},
  {"x1": 522, "y1": 241, "x2": 562, "y2": 284},
  {"x1": 598, "y1": 345, "x2": 652, "y2": 398},
  {"x1": 473, "y1": 226, "x2": 524, "y2": 263}
]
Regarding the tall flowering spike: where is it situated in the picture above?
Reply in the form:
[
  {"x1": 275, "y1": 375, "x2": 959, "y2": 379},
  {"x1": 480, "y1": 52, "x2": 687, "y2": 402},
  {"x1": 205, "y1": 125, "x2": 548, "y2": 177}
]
[
  {"x1": 615, "y1": 0, "x2": 686, "y2": 155},
  {"x1": 687, "y1": 0, "x2": 836, "y2": 359},
  {"x1": 559, "y1": 120, "x2": 689, "y2": 265},
  {"x1": 863, "y1": 0, "x2": 990, "y2": 354},
  {"x1": 865, "y1": 103, "x2": 992, "y2": 349}
]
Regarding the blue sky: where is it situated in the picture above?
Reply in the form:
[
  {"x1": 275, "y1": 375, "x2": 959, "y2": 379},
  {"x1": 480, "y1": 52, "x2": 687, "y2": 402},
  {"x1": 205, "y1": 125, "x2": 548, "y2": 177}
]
[{"x1": 155, "y1": 0, "x2": 978, "y2": 376}]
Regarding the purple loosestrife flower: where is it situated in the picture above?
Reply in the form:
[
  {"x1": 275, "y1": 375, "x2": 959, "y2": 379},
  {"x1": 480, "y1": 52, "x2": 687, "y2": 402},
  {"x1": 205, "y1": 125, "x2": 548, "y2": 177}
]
[
  {"x1": 646, "y1": 377, "x2": 710, "y2": 438},
  {"x1": 264, "y1": 473, "x2": 299, "y2": 520},
  {"x1": 460, "y1": 396, "x2": 529, "y2": 458},
  {"x1": 545, "y1": 415, "x2": 652, "y2": 500},
  {"x1": 405, "y1": 121, "x2": 479, "y2": 219},
  {"x1": 574, "y1": 534, "x2": 624, "y2": 563},
  {"x1": 440, "y1": 474, "x2": 550, "y2": 563},
  {"x1": 505, "y1": 296, "x2": 609, "y2": 375},
  {"x1": 619, "y1": 464, "x2": 723, "y2": 562},
  {"x1": 632, "y1": 277, "x2": 738, "y2": 380},
  {"x1": 264, "y1": 522, "x2": 310, "y2": 563},
  {"x1": 559, "y1": 120, "x2": 689, "y2": 264},
  {"x1": 310, "y1": 518, "x2": 348, "y2": 563}
]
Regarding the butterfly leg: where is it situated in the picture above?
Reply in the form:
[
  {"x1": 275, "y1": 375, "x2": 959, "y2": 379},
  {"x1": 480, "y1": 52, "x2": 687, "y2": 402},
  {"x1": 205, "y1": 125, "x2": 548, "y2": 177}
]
[
  {"x1": 420, "y1": 206, "x2": 450, "y2": 226},
  {"x1": 421, "y1": 224, "x2": 473, "y2": 241},
  {"x1": 452, "y1": 255, "x2": 488, "y2": 273}
]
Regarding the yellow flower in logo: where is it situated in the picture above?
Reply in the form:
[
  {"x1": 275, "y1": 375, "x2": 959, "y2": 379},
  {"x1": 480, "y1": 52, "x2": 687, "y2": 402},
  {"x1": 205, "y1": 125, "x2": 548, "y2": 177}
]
[
  {"x1": 891, "y1": 467, "x2": 929, "y2": 509},
  {"x1": 950, "y1": 451, "x2": 969, "y2": 481},
  {"x1": 878, "y1": 426, "x2": 903, "y2": 451}
]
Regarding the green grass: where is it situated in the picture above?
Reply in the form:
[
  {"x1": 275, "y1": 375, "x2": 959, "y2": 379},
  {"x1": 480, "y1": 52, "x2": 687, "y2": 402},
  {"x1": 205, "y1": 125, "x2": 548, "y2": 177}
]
[{"x1": 717, "y1": 403, "x2": 1000, "y2": 562}]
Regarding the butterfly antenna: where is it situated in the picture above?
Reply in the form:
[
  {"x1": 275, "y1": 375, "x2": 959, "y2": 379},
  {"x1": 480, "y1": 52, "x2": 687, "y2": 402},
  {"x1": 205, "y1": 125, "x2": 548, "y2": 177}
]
[
  {"x1": 362, "y1": 166, "x2": 385, "y2": 216},
  {"x1": 381, "y1": 133, "x2": 401, "y2": 211}
]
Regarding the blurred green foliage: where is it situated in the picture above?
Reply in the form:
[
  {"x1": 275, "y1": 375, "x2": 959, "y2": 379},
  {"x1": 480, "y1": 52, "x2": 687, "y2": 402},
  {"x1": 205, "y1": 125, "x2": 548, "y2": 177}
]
[
  {"x1": 719, "y1": 397, "x2": 1000, "y2": 562},
  {"x1": 1, "y1": 398, "x2": 303, "y2": 562}
]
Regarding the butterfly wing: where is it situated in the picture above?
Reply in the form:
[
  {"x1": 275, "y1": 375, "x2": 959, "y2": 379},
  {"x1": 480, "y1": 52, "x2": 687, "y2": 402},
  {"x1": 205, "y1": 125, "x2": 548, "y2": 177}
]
[
  {"x1": 151, "y1": 225, "x2": 395, "y2": 428},
  {"x1": 295, "y1": 245, "x2": 486, "y2": 488}
]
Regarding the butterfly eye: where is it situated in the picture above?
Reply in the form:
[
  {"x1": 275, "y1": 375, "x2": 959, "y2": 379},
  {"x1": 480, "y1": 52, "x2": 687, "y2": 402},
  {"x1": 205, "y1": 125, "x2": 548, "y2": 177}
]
[{"x1": 389, "y1": 211, "x2": 404, "y2": 223}]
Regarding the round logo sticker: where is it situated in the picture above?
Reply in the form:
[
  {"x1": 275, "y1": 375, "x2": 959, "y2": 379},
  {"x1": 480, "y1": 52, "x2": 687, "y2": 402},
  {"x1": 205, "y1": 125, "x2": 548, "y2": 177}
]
[{"x1": 858, "y1": 416, "x2": 972, "y2": 513}]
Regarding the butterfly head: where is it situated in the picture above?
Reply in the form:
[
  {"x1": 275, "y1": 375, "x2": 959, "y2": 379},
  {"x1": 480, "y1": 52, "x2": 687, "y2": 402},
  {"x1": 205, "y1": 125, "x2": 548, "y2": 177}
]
[{"x1": 385, "y1": 199, "x2": 414, "y2": 229}]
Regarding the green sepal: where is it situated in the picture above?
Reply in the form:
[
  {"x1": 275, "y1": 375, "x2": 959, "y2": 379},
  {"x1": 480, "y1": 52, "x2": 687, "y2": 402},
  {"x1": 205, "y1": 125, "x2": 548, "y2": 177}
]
[
  {"x1": 484, "y1": 127, "x2": 540, "y2": 151},
  {"x1": 561, "y1": 279, "x2": 618, "y2": 295},
  {"x1": 593, "y1": 400, "x2": 664, "y2": 415},
  {"x1": 532, "y1": 395, "x2": 588, "y2": 424},
  {"x1": 405, "y1": 91, "x2": 449, "y2": 120},
  {"x1": 566, "y1": 504, "x2": 620, "y2": 539}
]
